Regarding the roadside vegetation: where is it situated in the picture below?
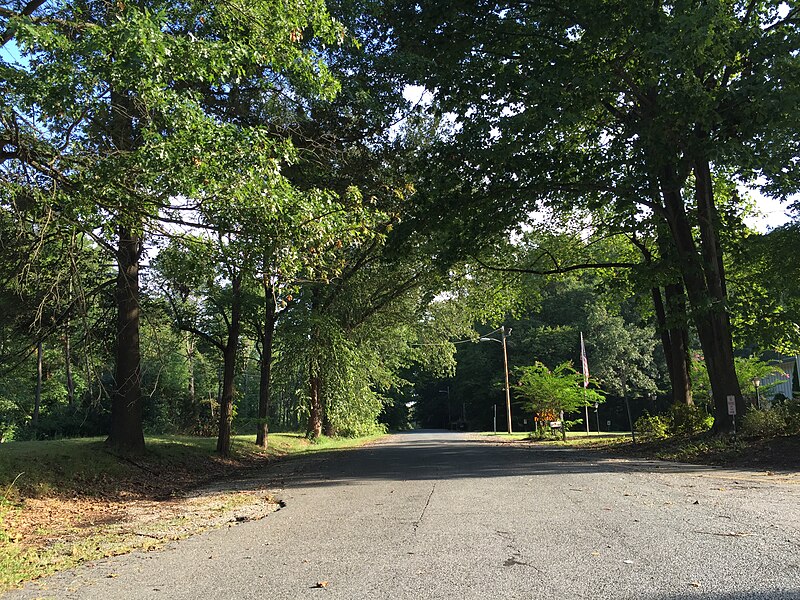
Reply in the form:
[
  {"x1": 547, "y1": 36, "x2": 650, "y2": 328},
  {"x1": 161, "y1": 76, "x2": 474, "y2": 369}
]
[
  {"x1": 2, "y1": 0, "x2": 799, "y2": 590},
  {"x1": 0, "y1": 433, "x2": 382, "y2": 591},
  {"x1": 478, "y1": 400, "x2": 800, "y2": 472}
]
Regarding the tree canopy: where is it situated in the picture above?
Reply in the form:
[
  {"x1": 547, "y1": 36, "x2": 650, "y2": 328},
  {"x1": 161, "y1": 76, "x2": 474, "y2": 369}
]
[{"x1": 1, "y1": 0, "x2": 799, "y2": 450}]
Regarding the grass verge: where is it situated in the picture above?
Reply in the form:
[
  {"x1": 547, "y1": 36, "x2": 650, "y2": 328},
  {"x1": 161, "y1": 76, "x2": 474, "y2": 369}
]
[
  {"x1": 475, "y1": 431, "x2": 630, "y2": 446},
  {"x1": 0, "y1": 432, "x2": 383, "y2": 592},
  {"x1": 476, "y1": 429, "x2": 799, "y2": 471}
]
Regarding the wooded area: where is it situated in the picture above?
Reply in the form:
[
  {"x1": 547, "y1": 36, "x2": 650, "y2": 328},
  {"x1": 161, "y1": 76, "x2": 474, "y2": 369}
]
[{"x1": 2, "y1": 0, "x2": 800, "y2": 455}]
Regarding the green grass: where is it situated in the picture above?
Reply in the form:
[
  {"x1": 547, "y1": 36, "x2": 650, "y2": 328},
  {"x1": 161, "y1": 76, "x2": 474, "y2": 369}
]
[
  {"x1": 0, "y1": 432, "x2": 384, "y2": 501},
  {"x1": 476, "y1": 432, "x2": 531, "y2": 441},
  {"x1": 0, "y1": 437, "x2": 130, "y2": 498},
  {"x1": 476, "y1": 430, "x2": 631, "y2": 445},
  {"x1": 0, "y1": 431, "x2": 384, "y2": 591}
]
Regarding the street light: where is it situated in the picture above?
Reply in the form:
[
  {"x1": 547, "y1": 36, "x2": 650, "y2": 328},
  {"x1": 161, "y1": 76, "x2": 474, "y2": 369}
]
[
  {"x1": 752, "y1": 378, "x2": 761, "y2": 410},
  {"x1": 480, "y1": 326, "x2": 513, "y2": 435}
]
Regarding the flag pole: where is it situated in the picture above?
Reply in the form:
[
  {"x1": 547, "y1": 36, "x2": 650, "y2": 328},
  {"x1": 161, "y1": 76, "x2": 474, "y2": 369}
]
[{"x1": 581, "y1": 332, "x2": 589, "y2": 435}]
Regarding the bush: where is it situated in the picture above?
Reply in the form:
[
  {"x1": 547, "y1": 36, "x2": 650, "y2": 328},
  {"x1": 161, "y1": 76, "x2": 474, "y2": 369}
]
[
  {"x1": 669, "y1": 403, "x2": 713, "y2": 435},
  {"x1": 635, "y1": 412, "x2": 669, "y2": 440},
  {"x1": 741, "y1": 401, "x2": 800, "y2": 439},
  {"x1": 528, "y1": 427, "x2": 560, "y2": 441}
]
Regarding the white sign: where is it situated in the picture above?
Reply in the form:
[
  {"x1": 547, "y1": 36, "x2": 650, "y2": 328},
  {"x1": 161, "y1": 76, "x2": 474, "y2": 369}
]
[{"x1": 727, "y1": 395, "x2": 737, "y2": 416}]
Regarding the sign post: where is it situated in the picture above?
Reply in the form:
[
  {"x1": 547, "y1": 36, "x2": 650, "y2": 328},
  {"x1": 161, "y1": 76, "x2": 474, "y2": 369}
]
[
  {"x1": 727, "y1": 395, "x2": 737, "y2": 439},
  {"x1": 594, "y1": 402, "x2": 600, "y2": 435}
]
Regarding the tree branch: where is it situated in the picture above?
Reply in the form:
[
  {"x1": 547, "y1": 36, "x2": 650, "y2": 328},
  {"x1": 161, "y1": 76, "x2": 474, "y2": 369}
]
[
  {"x1": 471, "y1": 255, "x2": 640, "y2": 275},
  {"x1": 1, "y1": 0, "x2": 49, "y2": 47}
]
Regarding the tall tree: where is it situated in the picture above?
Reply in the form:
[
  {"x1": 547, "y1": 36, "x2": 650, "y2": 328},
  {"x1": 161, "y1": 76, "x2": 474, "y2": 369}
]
[
  {"x1": 2, "y1": 0, "x2": 344, "y2": 451},
  {"x1": 385, "y1": 0, "x2": 800, "y2": 429}
]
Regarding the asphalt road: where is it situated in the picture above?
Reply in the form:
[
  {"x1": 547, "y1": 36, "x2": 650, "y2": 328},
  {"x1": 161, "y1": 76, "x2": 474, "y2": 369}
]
[{"x1": 10, "y1": 431, "x2": 800, "y2": 599}]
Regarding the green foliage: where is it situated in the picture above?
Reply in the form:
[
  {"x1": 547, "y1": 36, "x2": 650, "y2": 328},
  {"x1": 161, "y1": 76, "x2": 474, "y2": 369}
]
[
  {"x1": 528, "y1": 427, "x2": 560, "y2": 441},
  {"x1": 634, "y1": 412, "x2": 669, "y2": 440},
  {"x1": 667, "y1": 403, "x2": 713, "y2": 436},
  {"x1": 634, "y1": 404, "x2": 712, "y2": 440},
  {"x1": 387, "y1": 0, "x2": 800, "y2": 428},
  {"x1": 691, "y1": 356, "x2": 786, "y2": 409},
  {"x1": 514, "y1": 361, "x2": 604, "y2": 417},
  {"x1": 729, "y1": 223, "x2": 800, "y2": 354},
  {"x1": 740, "y1": 402, "x2": 800, "y2": 439}
]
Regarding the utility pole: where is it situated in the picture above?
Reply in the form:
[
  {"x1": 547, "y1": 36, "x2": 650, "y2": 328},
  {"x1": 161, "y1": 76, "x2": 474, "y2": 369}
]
[
  {"x1": 621, "y1": 365, "x2": 636, "y2": 444},
  {"x1": 480, "y1": 326, "x2": 513, "y2": 435},
  {"x1": 502, "y1": 326, "x2": 512, "y2": 434}
]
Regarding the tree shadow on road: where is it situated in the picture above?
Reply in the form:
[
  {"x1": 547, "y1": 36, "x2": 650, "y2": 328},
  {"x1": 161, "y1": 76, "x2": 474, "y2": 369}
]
[{"x1": 213, "y1": 430, "x2": 796, "y2": 492}]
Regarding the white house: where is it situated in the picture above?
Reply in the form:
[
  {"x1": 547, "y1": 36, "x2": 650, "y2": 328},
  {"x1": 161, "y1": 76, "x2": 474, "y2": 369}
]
[{"x1": 758, "y1": 357, "x2": 798, "y2": 404}]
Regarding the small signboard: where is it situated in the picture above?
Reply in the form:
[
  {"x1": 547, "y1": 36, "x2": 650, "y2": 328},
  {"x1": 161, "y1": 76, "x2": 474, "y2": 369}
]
[
  {"x1": 727, "y1": 395, "x2": 737, "y2": 416},
  {"x1": 549, "y1": 421, "x2": 562, "y2": 429}
]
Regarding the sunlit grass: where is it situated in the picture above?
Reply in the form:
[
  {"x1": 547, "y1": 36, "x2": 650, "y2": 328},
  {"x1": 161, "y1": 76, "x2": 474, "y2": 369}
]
[
  {"x1": 475, "y1": 430, "x2": 632, "y2": 448},
  {"x1": 0, "y1": 433, "x2": 384, "y2": 498},
  {"x1": 0, "y1": 431, "x2": 384, "y2": 591}
]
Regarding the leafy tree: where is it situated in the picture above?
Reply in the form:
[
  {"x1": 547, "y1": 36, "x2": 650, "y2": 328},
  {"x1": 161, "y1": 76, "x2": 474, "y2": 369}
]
[
  {"x1": 514, "y1": 361, "x2": 605, "y2": 438},
  {"x1": 385, "y1": 0, "x2": 800, "y2": 430},
  {"x1": 728, "y1": 222, "x2": 800, "y2": 355},
  {"x1": 2, "y1": 0, "x2": 344, "y2": 453},
  {"x1": 691, "y1": 356, "x2": 787, "y2": 411}
]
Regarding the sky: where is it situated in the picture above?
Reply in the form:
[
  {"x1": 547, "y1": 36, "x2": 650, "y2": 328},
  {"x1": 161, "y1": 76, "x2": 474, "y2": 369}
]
[{"x1": 743, "y1": 192, "x2": 795, "y2": 232}]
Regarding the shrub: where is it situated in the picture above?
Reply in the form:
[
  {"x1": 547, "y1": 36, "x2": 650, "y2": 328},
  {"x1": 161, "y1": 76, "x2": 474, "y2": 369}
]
[
  {"x1": 528, "y1": 424, "x2": 561, "y2": 441},
  {"x1": 741, "y1": 401, "x2": 800, "y2": 439},
  {"x1": 635, "y1": 412, "x2": 669, "y2": 440},
  {"x1": 741, "y1": 407, "x2": 784, "y2": 438},
  {"x1": 668, "y1": 403, "x2": 713, "y2": 435}
]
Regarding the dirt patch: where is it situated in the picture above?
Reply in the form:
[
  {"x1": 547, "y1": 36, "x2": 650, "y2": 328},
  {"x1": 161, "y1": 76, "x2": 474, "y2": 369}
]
[
  {"x1": 0, "y1": 452, "x2": 285, "y2": 593},
  {"x1": 12, "y1": 488, "x2": 279, "y2": 551}
]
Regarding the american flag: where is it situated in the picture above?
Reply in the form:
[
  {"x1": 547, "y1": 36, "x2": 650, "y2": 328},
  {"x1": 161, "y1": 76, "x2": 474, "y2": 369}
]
[{"x1": 580, "y1": 332, "x2": 589, "y2": 389}]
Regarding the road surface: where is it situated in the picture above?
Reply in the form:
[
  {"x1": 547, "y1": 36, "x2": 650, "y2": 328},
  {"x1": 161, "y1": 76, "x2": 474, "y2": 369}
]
[{"x1": 9, "y1": 431, "x2": 800, "y2": 599}]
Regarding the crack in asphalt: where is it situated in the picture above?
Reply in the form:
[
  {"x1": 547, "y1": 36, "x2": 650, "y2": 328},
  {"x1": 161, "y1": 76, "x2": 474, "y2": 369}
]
[{"x1": 413, "y1": 482, "x2": 437, "y2": 534}]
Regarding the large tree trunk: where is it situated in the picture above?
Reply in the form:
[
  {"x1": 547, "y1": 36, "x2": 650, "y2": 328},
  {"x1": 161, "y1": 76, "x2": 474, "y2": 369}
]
[
  {"x1": 322, "y1": 409, "x2": 335, "y2": 437},
  {"x1": 652, "y1": 222, "x2": 693, "y2": 406},
  {"x1": 653, "y1": 284, "x2": 693, "y2": 407},
  {"x1": 107, "y1": 225, "x2": 145, "y2": 453},
  {"x1": 106, "y1": 87, "x2": 145, "y2": 454},
  {"x1": 659, "y1": 168, "x2": 742, "y2": 431},
  {"x1": 664, "y1": 283, "x2": 692, "y2": 406},
  {"x1": 307, "y1": 372, "x2": 322, "y2": 439},
  {"x1": 216, "y1": 273, "x2": 242, "y2": 457},
  {"x1": 255, "y1": 283, "x2": 276, "y2": 448},
  {"x1": 306, "y1": 288, "x2": 323, "y2": 439},
  {"x1": 692, "y1": 158, "x2": 742, "y2": 426}
]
